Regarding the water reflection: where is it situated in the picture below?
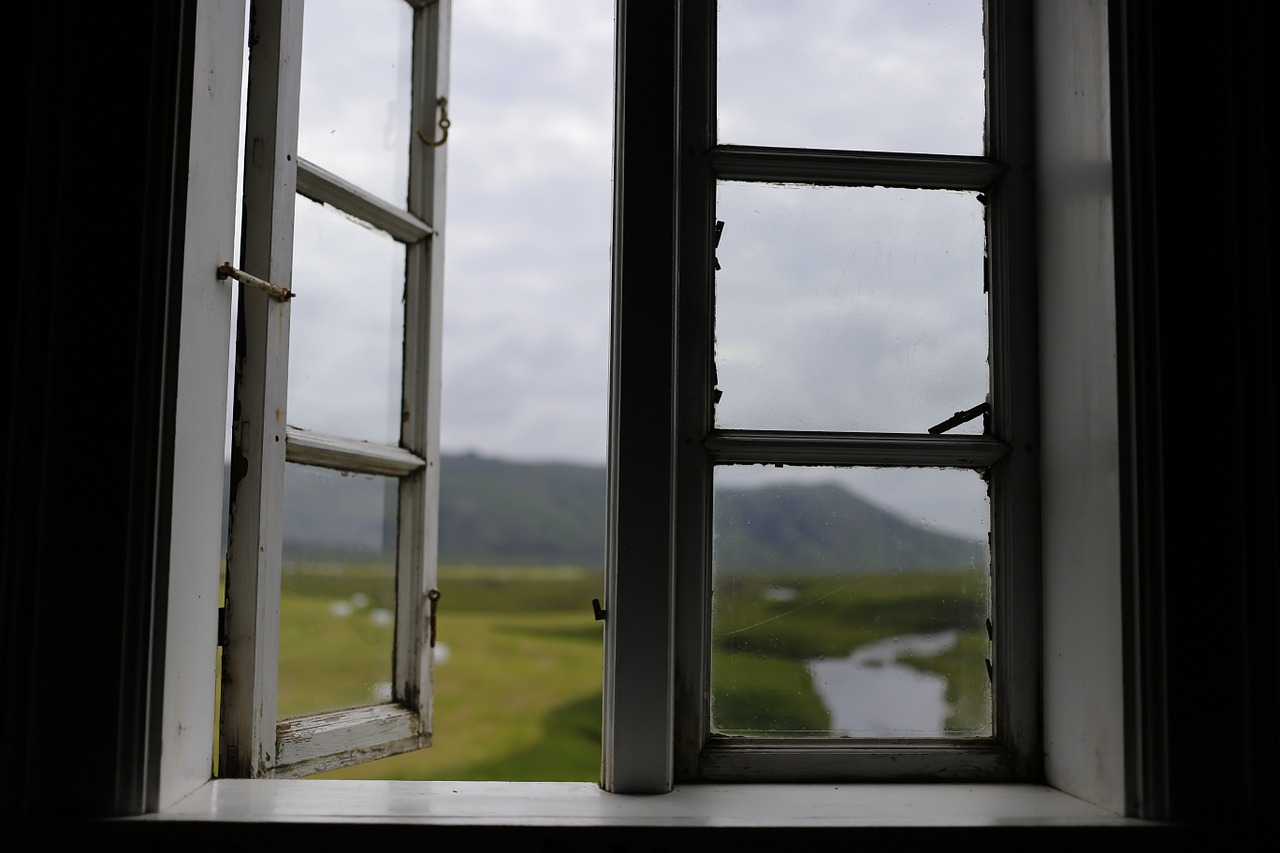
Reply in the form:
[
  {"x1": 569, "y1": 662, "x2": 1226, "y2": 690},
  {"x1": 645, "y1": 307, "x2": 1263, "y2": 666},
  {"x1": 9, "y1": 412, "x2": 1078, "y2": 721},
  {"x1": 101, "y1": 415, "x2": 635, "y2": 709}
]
[{"x1": 808, "y1": 630, "x2": 957, "y2": 737}]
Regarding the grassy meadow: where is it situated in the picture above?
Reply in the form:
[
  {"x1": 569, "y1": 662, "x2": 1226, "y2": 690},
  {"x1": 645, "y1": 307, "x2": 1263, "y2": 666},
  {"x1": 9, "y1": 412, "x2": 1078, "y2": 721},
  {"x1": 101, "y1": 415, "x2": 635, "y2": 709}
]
[
  {"x1": 289, "y1": 564, "x2": 606, "y2": 781},
  {"x1": 260, "y1": 563, "x2": 989, "y2": 781}
]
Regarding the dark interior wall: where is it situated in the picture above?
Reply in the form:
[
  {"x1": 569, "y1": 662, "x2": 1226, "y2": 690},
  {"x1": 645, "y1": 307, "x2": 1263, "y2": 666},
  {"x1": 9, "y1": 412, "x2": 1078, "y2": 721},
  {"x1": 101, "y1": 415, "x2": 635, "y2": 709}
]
[
  {"x1": 3, "y1": 2, "x2": 194, "y2": 815},
  {"x1": 1, "y1": 0, "x2": 1275, "y2": 830},
  {"x1": 1138, "y1": 0, "x2": 1277, "y2": 821}
]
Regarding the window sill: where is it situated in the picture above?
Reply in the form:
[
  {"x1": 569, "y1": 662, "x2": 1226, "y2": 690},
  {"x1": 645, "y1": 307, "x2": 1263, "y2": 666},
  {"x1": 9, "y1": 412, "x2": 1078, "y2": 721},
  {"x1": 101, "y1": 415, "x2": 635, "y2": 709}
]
[{"x1": 139, "y1": 779, "x2": 1151, "y2": 828}]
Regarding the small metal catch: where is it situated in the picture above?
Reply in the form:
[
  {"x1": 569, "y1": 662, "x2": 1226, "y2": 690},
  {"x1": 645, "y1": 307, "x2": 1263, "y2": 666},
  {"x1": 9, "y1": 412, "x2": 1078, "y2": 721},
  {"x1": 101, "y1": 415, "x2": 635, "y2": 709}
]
[
  {"x1": 416, "y1": 97, "x2": 450, "y2": 147},
  {"x1": 714, "y1": 219, "x2": 725, "y2": 271},
  {"x1": 928, "y1": 401, "x2": 990, "y2": 435},
  {"x1": 592, "y1": 598, "x2": 607, "y2": 621},
  {"x1": 427, "y1": 588, "x2": 442, "y2": 648},
  {"x1": 217, "y1": 262, "x2": 294, "y2": 301}
]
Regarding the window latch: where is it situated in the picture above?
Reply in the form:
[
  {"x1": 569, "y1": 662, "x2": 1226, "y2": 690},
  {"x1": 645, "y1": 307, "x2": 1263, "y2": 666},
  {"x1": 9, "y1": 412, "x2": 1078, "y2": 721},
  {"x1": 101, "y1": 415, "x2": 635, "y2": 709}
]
[
  {"x1": 927, "y1": 401, "x2": 989, "y2": 435},
  {"x1": 217, "y1": 262, "x2": 294, "y2": 301},
  {"x1": 427, "y1": 588, "x2": 442, "y2": 648},
  {"x1": 714, "y1": 219, "x2": 725, "y2": 270},
  {"x1": 592, "y1": 598, "x2": 607, "y2": 621},
  {"x1": 416, "y1": 97, "x2": 450, "y2": 147}
]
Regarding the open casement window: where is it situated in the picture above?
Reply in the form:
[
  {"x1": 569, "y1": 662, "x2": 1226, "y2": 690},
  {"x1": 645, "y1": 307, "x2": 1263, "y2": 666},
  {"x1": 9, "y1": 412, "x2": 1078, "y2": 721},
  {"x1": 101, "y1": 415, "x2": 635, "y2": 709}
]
[
  {"x1": 220, "y1": 0, "x2": 450, "y2": 779},
  {"x1": 605, "y1": 0, "x2": 1038, "y2": 791}
]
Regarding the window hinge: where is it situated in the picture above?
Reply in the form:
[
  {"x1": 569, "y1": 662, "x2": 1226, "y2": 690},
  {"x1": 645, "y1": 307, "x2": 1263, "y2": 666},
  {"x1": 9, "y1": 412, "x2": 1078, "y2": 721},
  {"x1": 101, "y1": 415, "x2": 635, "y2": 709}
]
[{"x1": 216, "y1": 262, "x2": 294, "y2": 301}]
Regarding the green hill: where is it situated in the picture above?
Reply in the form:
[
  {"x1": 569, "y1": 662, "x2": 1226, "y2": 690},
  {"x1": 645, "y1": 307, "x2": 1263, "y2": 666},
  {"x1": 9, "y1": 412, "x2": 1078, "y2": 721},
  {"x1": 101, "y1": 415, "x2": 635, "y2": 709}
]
[
  {"x1": 435, "y1": 452, "x2": 606, "y2": 567},
  {"x1": 713, "y1": 480, "x2": 986, "y2": 573}
]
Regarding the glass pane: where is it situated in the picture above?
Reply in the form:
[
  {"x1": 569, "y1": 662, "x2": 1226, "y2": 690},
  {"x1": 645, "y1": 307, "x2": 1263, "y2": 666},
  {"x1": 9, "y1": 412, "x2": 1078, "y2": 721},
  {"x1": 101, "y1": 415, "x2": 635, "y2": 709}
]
[
  {"x1": 711, "y1": 465, "x2": 991, "y2": 738},
  {"x1": 279, "y1": 463, "x2": 398, "y2": 719},
  {"x1": 717, "y1": 0, "x2": 984, "y2": 154},
  {"x1": 298, "y1": 0, "x2": 414, "y2": 206},
  {"x1": 289, "y1": 194, "x2": 405, "y2": 444},
  {"x1": 714, "y1": 182, "x2": 987, "y2": 433}
]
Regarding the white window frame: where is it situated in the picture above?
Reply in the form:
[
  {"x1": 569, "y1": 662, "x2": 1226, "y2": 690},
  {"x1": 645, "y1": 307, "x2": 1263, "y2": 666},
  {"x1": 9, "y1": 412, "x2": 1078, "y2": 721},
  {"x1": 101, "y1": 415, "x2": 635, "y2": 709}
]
[
  {"x1": 604, "y1": 0, "x2": 1041, "y2": 790},
  {"x1": 146, "y1": 0, "x2": 1134, "y2": 819},
  {"x1": 218, "y1": 0, "x2": 451, "y2": 779}
]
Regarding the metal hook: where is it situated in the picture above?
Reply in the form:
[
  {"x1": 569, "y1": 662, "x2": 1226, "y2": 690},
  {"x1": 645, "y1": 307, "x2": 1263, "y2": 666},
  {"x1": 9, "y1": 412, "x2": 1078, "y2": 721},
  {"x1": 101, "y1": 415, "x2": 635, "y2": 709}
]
[
  {"x1": 927, "y1": 401, "x2": 990, "y2": 435},
  {"x1": 427, "y1": 588, "x2": 442, "y2": 648},
  {"x1": 216, "y1": 262, "x2": 293, "y2": 301},
  {"x1": 416, "y1": 97, "x2": 450, "y2": 147}
]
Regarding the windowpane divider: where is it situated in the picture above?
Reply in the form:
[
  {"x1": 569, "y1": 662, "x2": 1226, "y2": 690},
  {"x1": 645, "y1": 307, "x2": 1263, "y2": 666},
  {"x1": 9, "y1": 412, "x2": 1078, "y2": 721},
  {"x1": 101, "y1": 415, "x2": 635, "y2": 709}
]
[
  {"x1": 284, "y1": 426, "x2": 426, "y2": 477},
  {"x1": 708, "y1": 145, "x2": 1005, "y2": 191},
  {"x1": 705, "y1": 430, "x2": 1009, "y2": 468},
  {"x1": 296, "y1": 157, "x2": 433, "y2": 244}
]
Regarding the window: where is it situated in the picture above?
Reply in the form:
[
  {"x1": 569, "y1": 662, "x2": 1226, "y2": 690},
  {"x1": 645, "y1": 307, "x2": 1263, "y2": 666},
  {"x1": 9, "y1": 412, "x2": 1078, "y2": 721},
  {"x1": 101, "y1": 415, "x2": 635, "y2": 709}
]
[
  {"x1": 219, "y1": 0, "x2": 450, "y2": 778},
  {"x1": 604, "y1": 0, "x2": 1039, "y2": 790},
  {"x1": 19, "y1": 0, "x2": 1274, "y2": 831},
  {"x1": 214, "y1": 0, "x2": 1032, "y2": 786}
]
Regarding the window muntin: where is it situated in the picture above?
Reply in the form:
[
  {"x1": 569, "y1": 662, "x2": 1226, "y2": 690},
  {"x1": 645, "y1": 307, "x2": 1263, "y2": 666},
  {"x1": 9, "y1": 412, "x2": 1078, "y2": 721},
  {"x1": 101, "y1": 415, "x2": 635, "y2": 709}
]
[{"x1": 220, "y1": 0, "x2": 449, "y2": 779}]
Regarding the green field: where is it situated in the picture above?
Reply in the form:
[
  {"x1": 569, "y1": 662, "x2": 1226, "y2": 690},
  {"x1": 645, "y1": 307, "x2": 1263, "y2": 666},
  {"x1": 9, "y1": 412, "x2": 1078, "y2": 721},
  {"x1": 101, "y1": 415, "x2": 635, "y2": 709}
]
[
  {"x1": 294, "y1": 565, "x2": 606, "y2": 781},
  {"x1": 262, "y1": 564, "x2": 989, "y2": 780}
]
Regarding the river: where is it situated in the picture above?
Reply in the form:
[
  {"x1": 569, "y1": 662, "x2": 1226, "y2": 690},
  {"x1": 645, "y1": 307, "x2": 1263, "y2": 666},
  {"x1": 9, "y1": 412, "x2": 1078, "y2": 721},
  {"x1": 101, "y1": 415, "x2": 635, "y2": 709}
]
[{"x1": 807, "y1": 630, "x2": 958, "y2": 737}]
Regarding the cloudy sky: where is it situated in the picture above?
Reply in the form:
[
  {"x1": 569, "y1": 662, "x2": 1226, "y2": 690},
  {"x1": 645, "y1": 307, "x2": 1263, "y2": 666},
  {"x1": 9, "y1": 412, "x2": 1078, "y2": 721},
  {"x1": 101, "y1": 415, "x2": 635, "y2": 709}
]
[{"x1": 263, "y1": 0, "x2": 990, "y2": 539}]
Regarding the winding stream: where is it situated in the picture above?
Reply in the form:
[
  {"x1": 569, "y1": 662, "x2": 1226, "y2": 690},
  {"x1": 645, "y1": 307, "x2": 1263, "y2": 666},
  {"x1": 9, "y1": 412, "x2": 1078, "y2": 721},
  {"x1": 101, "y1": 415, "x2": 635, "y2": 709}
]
[{"x1": 807, "y1": 630, "x2": 958, "y2": 737}]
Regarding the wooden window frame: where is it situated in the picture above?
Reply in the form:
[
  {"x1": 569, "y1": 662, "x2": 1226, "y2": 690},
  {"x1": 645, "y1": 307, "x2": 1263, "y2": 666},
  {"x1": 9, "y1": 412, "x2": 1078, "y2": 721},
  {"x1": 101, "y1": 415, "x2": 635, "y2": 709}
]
[
  {"x1": 136, "y1": 0, "x2": 1134, "y2": 816},
  {"x1": 218, "y1": 0, "x2": 451, "y2": 779},
  {"x1": 603, "y1": 0, "x2": 1041, "y2": 791}
]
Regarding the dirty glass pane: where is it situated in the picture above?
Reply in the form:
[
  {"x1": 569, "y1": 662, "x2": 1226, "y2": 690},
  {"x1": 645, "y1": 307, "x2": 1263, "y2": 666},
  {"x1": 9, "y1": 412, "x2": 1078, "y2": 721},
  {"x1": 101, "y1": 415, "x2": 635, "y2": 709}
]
[
  {"x1": 717, "y1": 0, "x2": 984, "y2": 154},
  {"x1": 289, "y1": 194, "x2": 405, "y2": 444},
  {"x1": 714, "y1": 182, "x2": 987, "y2": 434},
  {"x1": 711, "y1": 465, "x2": 991, "y2": 737},
  {"x1": 298, "y1": 0, "x2": 413, "y2": 206},
  {"x1": 279, "y1": 463, "x2": 398, "y2": 719}
]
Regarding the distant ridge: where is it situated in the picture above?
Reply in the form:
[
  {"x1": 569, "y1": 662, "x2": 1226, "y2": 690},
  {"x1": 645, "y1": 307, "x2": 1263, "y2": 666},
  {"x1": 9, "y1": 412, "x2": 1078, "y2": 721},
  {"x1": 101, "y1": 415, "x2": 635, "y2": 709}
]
[
  {"x1": 264, "y1": 452, "x2": 984, "y2": 572},
  {"x1": 713, "y1": 481, "x2": 986, "y2": 573},
  {"x1": 435, "y1": 452, "x2": 606, "y2": 567}
]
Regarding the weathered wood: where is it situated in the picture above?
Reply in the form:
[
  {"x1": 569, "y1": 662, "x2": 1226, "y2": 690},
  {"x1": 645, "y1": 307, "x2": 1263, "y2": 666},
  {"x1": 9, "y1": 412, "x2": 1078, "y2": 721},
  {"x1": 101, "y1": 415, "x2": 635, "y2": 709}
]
[
  {"x1": 285, "y1": 427, "x2": 426, "y2": 477},
  {"x1": 296, "y1": 157, "x2": 433, "y2": 244},
  {"x1": 708, "y1": 146, "x2": 1005, "y2": 191},
  {"x1": 158, "y1": 0, "x2": 247, "y2": 810},
  {"x1": 273, "y1": 705, "x2": 425, "y2": 777},
  {"x1": 392, "y1": 0, "x2": 450, "y2": 753},
  {"x1": 705, "y1": 431, "x2": 1010, "y2": 469},
  {"x1": 220, "y1": 0, "x2": 303, "y2": 780}
]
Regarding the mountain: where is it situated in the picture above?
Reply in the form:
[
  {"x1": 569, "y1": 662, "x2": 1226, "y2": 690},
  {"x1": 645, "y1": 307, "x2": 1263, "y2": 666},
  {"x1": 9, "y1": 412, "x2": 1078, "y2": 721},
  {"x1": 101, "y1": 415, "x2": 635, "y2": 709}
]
[
  {"x1": 247, "y1": 453, "x2": 984, "y2": 572},
  {"x1": 713, "y1": 481, "x2": 986, "y2": 573},
  {"x1": 434, "y1": 452, "x2": 606, "y2": 566}
]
